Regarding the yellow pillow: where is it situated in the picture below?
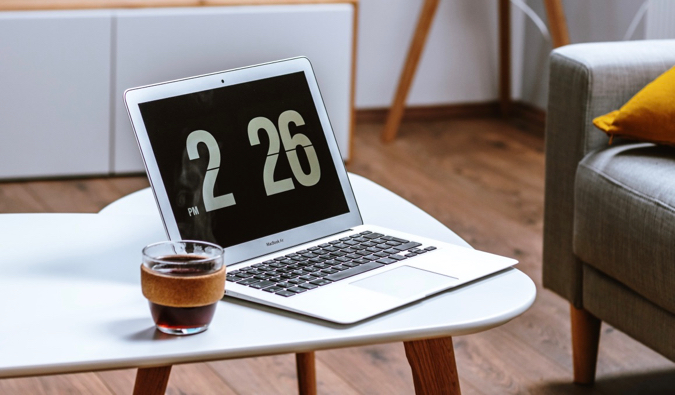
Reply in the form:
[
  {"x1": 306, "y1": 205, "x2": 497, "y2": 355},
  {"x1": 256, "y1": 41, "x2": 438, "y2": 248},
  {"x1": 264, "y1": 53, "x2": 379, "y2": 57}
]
[{"x1": 593, "y1": 65, "x2": 675, "y2": 145}]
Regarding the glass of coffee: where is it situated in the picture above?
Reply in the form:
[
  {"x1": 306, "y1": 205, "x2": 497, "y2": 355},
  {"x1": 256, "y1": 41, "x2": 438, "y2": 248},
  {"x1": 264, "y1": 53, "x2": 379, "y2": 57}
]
[{"x1": 141, "y1": 240, "x2": 225, "y2": 335}]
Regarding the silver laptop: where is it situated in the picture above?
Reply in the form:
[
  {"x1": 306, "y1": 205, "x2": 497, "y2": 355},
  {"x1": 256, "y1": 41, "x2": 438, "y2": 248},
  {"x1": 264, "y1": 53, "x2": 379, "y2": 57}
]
[{"x1": 124, "y1": 57, "x2": 516, "y2": 324}]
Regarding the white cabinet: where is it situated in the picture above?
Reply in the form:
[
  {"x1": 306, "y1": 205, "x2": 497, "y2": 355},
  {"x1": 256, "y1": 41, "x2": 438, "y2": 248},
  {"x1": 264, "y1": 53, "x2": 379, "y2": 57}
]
[
  {"x1": 0, "y1": 4, "x2": 354, "y2": 179},
  {"x1": 113, "y1": 5, "x2": 353, "y2": 173},
  {"x1": 0, "y1": 10, "x2": 112, "y2": 179}
]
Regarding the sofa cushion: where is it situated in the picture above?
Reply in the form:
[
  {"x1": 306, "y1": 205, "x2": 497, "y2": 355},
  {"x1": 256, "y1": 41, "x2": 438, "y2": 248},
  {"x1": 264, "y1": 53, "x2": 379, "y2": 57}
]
[
  {"x1": 593, "y1": 65, "x2": 675, "y2": 146},
  {"x1": 574, "y1": 142, "x2": 675, "y2": 314}
]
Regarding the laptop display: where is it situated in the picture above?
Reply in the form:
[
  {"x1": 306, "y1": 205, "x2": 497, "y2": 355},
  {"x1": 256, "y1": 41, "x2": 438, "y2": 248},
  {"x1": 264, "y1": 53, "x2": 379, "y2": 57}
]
[{"x1": 137, "y1": 71, "x2": 349, "y2": 248}]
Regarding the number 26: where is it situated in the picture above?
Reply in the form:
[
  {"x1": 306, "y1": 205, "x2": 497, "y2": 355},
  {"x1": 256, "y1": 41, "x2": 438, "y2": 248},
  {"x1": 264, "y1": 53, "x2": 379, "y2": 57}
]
[{"x1": 248, "y1": 110, "x2": 321, "y2": 196}]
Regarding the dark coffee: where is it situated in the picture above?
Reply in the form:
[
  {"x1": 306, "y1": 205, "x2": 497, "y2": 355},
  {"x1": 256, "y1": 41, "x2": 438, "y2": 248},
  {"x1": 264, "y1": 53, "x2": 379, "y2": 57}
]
[
  {"x1": 149, "y1": 301, "x2": 217, "y2": 330},
  {"x1": 141, "y1": 251, "x2": 226, "y2": 335}
]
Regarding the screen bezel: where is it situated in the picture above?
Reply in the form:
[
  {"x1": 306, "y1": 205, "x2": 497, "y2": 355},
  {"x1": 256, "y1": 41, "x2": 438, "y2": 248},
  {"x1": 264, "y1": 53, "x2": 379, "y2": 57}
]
[{"x1": 124, "y1": 57, "x2": 362, "y2": 265}]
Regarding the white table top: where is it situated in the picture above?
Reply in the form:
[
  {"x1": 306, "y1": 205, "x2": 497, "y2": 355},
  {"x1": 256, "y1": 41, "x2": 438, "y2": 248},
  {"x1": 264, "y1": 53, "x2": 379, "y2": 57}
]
[{"x1": 0, "y1": 173, "x2": 535, "y2": 378}]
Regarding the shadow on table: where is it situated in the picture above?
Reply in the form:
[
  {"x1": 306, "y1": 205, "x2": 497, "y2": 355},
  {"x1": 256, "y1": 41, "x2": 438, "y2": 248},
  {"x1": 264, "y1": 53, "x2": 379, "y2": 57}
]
[{"x1": 533, "y1": 369, "x2": 675, "y2": 395}]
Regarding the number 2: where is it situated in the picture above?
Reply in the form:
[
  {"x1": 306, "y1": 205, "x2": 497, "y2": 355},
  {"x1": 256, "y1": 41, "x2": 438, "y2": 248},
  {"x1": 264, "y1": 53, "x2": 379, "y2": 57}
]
[{"x1": 186, "y1": 130, "x2": 236, "y2": 212}]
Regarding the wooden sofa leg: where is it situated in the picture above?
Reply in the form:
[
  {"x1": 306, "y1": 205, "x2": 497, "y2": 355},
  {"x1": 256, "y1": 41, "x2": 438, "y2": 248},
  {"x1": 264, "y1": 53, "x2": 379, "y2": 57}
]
[
  {"x1": 295, "y1": 352, "x2": 317, "y2": 395},
  {"x1": 570, "y1": 304, "x2": 601, "y2": 385}
]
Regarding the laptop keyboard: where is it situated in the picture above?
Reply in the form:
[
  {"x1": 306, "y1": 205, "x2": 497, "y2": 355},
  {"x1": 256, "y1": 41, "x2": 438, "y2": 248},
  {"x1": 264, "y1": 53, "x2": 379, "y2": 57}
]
[{"x1": 226, "y1": 230, "x2": 437, "y2": 297}]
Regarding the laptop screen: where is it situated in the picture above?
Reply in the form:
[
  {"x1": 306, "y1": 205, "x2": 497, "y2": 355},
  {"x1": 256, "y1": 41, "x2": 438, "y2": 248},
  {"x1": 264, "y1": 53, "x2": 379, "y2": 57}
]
[{"x1": 137, "y1": 71, "x2": 350, "y2": 248}]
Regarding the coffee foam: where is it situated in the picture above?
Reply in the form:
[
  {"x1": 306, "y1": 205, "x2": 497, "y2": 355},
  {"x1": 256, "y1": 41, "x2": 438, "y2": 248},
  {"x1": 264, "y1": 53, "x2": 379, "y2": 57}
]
[{"x1": 141, "y1": 264, "x2": 226, "y2": 307}]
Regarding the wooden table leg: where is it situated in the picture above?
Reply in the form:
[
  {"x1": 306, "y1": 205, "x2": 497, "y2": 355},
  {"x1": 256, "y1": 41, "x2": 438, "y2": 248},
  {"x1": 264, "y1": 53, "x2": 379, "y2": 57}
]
[
  {"x1": 404, "y1": 336, "x2": 461, "y2": 394},
  {"x1": 296, "y1": 351, "x2": 317, "y2": 395},
  {"x1": 133, "y1": 366, "x2": 172, "y2": 395},
  {"x1": 381, "y1": 0, "x2": 440, "y2": 143}
]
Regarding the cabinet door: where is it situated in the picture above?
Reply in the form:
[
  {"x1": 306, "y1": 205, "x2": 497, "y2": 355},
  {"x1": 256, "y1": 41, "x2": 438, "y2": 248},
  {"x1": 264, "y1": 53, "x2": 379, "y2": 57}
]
[
  {"x1": 0, "y1": 10, "x2": 112, "y2": 179},
  {"x1": 113, "y1": 4, "x2": 353, "y2": 174}
]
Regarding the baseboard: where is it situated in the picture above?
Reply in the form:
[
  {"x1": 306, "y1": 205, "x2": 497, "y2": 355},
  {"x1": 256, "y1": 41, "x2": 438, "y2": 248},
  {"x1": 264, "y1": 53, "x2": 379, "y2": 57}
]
[{"x1": 356, "y1": 100, "x2": 546, "y2": 135}]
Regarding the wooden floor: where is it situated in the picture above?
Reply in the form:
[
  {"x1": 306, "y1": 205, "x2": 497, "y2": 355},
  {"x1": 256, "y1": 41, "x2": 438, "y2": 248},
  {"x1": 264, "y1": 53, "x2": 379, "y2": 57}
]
[{"x1": 1, "y1": 117, "x2": 673, "y2": 394}]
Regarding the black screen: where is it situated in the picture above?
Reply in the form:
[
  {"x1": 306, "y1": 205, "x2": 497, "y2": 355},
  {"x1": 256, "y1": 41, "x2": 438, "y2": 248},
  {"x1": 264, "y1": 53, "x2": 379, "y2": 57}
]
[{"x1": 139, "y1": 71, "x2": 349, "y2": 247}]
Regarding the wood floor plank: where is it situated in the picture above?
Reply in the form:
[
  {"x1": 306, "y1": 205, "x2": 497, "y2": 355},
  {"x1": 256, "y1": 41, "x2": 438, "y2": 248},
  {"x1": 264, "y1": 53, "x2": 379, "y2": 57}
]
[
  {"x1": 0, "y1": 182, "x2": 47, "y2": 212},
  {"x1": 97, "y1": 363, "x2": 237, "y2": 395},
  {"x1": 0, "y1": 373, "x2": 113, "y2": 395},
  {"x1": 208, "y1": 354, "x2": 359, "y2": 395}
]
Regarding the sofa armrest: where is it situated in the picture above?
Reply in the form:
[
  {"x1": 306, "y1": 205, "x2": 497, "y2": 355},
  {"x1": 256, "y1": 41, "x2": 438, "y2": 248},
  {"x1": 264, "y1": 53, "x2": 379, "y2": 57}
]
[{"x1": 543, "y1": 40, "x2": 675, "y2": 307}]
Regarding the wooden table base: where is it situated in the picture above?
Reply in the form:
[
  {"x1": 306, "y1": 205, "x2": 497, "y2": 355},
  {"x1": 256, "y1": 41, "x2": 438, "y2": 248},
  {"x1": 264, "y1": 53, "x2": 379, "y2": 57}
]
[
  {"x1": 132, "y1": 342, "x2": 461, "y2": 395},
  {"x1": 404, "y1": 336, "x2": 461, "y2": 394}
]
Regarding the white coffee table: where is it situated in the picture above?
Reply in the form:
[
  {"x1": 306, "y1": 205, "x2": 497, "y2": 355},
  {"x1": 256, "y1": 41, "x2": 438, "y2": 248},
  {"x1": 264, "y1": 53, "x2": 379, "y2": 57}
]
[{"x1": 0, "y1": 173, "x2": 535, "y2": 394}]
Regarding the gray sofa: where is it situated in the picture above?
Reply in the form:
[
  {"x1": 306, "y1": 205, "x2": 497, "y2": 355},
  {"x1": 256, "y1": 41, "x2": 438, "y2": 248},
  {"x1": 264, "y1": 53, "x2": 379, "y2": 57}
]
[{"x1": 543, "y1": 39, "x2": 675, "y2": 384}]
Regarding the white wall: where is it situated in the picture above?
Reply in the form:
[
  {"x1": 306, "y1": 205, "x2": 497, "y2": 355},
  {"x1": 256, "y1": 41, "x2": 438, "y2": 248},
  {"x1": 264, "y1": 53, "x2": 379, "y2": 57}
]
[
  {"x1": 354, "y1": 0, "x2": 665, "y2": 111},
  {"x1": 355, "y1": 0, "x2": 499, "y2": 109}
]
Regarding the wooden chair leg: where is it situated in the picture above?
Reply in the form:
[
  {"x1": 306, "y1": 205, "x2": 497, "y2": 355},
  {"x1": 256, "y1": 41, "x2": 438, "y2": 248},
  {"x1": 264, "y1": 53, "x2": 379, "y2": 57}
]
[
  {"x1": 570, "y1": 304, "x2": 601, "y2": 385},
  {"x1": 498, "y1": 0, "x2": 511, "y2": 117},
  {"x1": 133, "y1": 365, "x2": 172, "y2": 395},
  {"x1": 295, "y1": 351, "x2": 317, "y2": 395},
  {"x1": 381, "y1": 0, "x2": 440, "y2": 143},
  {"x1": 543, "y1": 0, "x2": 570, "y2": 48},
  {"x1": 404, "y1": 336, "x2": 461, "y2": 395}
]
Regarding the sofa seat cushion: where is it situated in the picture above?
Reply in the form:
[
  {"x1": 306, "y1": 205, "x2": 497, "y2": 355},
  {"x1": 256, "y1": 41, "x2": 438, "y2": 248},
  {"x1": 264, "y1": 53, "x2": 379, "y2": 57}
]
[{"x1": 574, "y1": 142, "x2": 675, "y2": 314}]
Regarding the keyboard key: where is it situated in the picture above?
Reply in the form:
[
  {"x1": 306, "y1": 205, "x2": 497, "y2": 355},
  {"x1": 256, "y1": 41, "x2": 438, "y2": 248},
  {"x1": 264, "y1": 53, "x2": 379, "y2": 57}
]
[
  {"x1": 325, "y1": 261, "x2": 384, "y2": 282},
  {"x1": 321, "y1": 268, "x2": 338, "y2": 274},
  {"x1": 310, "y1": 278, "x2": 333, "y2": 286},
  {"x1": 276, "y1": 290, "x2": 296, "y2": 297},
  {"x1": 389, "y1": 254, "x2": 406, "y2": 261},
  {"x1": 263, "y1": 286, "x2": 284, "y2": 293},
  {"x1": 424, "y1": 246, "x2": 438, "y2": 251},
  {"x1": 250, "y1": 280, "x2": 276, "y2": 289},
  {"x1": 288, "y1": 279, "x2": 303, "y2": 284},
  {"x1": 394, "y1": 242, "x2": 422, "y2": 251},
  {"x1": 237, "y1": 278, "x2": 260, "y2": 285},
  {"x1": 299, "y1": 283, "x2": 319, "y2": 290},
  {"x1": 339, "y1": 237, "x2": 352, "y2": 241},
  {"x1": 359, "y1": 230, "x2": 373, "y2": 235},
  {"x1": 345, "y1": 254, "x2": 361, "y2": 260},
  {"x1": 299, "y1": 275, "x2": 315, "y2": 281},
  {"x1": 226, "y1": 274, "x2": 239, "y2": 282},
  {"x1": 374, "y1": 252, "x2": 389, "y2": 258},
  {"x1": 287, "y1": 287, "x2": 308, "y2": 293},
  {"x1": 343, "y1": 262, "x2": 360, "y2": 267},
  {"x1": 364, "y1": 232, "x2": 384, "y2": 239},
  {"x1": 276, "y1": 282, "x2": 291, "y2": 288},
  {"x1": 353, "y1": 258, "x2": 370, "y2": 265},
  {"x1": 332, "y1": 265, "x2": 349, "y2": 271},
  {"x1": 408, "y1": 248, "x2": 422, "y2": 253},
  {"x1": 386, "y1": 240, "x2": 402, "y2": 246},
  {"x1": 319, "y1": 243, "x2": 331, "y2": 248},
  {"x1": 362, "y1": 242, "x2": 376, "y2": 247},
  {"x1": 404, "y1": 252, "x2": 418, "y2": 258},
  {"x1": 376, "y1": 258, "x2": 397, "y2": 265},
  {"x1": 335, "y1": 256, "x2": 350, "y2": 262}
]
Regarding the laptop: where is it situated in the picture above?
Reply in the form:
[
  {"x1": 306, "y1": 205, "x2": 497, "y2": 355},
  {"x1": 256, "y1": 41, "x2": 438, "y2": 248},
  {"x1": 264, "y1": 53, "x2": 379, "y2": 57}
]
[{"x1": 124, "y1": 57, "x2": 517, "y2": 324}]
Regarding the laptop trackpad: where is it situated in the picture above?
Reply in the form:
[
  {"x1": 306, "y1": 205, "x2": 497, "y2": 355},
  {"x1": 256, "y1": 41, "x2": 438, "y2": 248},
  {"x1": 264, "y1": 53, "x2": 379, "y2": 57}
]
[{"x1": 350, "y1": 265, "x2": 459, "y2": 299}]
